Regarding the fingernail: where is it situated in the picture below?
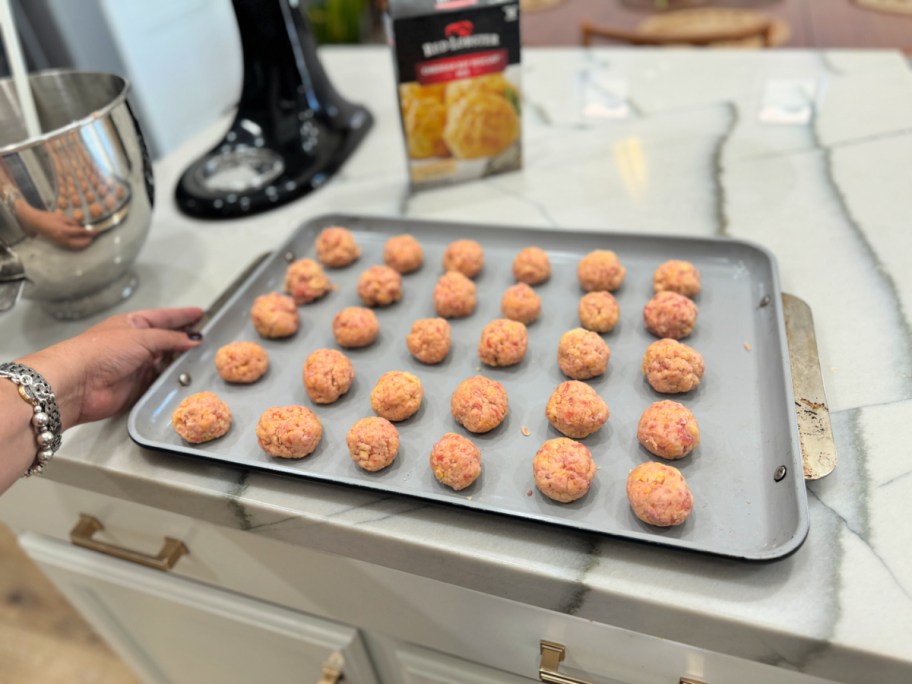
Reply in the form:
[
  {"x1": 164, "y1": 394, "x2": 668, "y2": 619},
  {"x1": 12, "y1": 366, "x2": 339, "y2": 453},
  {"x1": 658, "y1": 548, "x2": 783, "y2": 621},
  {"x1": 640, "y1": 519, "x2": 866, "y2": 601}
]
[{"x1": 187, "y1": 331, "x2": 203, "y2": 341}]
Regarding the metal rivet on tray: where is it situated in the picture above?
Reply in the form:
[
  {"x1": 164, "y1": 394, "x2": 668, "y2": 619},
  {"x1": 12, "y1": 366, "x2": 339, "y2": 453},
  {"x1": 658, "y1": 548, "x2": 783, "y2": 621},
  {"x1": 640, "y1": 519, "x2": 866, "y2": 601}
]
[
  {"x1": 759, "y1": 295, "x2": 771, "y2": 308},
  {"x1": 284, "y1": 250, "x2": 295, "y2": 262},
  {"x1": 774, "y1": 465, "x2": 787, "y2": 482},
  {"x1": 178, "y1": 373, "x2": 192, "y2": 387}
]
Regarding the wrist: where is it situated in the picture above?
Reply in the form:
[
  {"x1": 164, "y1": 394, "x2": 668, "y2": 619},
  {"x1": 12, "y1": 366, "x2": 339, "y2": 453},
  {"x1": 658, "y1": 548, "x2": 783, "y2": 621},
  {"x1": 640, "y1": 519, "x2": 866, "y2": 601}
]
[
  {"x1": 0, "y1": 361, "x2": 63, "y2": 477},
  {"x1": 18, "y1": 348, "x2": 85, "y2": 430}
]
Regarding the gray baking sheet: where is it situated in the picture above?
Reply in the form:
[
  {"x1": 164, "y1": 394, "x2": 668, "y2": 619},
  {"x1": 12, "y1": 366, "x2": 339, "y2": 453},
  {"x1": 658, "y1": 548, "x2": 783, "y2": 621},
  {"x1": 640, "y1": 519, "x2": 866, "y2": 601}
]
[{"x1": 129, "y1": 214, "x2": 809, "y2": 561}]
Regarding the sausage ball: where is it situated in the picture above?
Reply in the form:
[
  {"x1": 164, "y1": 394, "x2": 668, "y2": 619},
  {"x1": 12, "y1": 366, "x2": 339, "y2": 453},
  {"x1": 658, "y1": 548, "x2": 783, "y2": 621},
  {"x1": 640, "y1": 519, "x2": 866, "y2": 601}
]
[
  {"x1": 357, "y1": 265, "x2": 403, "y2": 307},
  {"x1": 442, "y1": 239, "x2": 484, "y2": 278},
  {"x1": 303, "y1": 349, "x2": 354, "y2": 404},
  {"x1": 545, "y1": 381, "x2": 610, "y2": 439},
  {"x1": 512, "y1": 246, "x2": 551, "y2": 285},
  {"x1": 256, "y1": 405, "x2": 323, "y2": 459},
  {"x1": 215, "y1": 341, "x2": 269, "y2": 384},
  {"x1": 333, "y1": 306, "x2": 380, "y2": 348},
  {"x1": 643, "y1": 291, "x2": 698, "y2": 340},
  {"x1": 284, "y1": 258, "x2": 333, "y2": 305},
  {"x1": 172, "y1": 391, "x2": 232, "y2": 444},
  {"x1": 533, "y1": 438, "x2": 597, "y2": 504},
  {"x1": 578, "y1": 291, "x2": 620, "y2": 333},
  {"x1": 637, "y1": 400, "x2": 700, "y2": 460},
  {"x1": 557, "y1": 328, "x2": 610, "y2": 380},
  {"x1": 251, "y1": 292, "x2": 300, "y2": 339},
  {"x1": 315, "y1": 226, "x2": 360, "y2": 268},
  {"x1": 450, "y1": 375, "x2": 509, "y2": 433},
  {"x1": 406, "y1": 317, "x2": 452, "y2": 365},
  {"x1": 577, "y1": 249, "x2": 626, "y2": 292},
  {"x1": 642, "y1": 339, "x2": 705, "y2": 394},
  {"x1": 384, "y1": 234, "x2": 424, "y2": 274},
  {"x1": 653, "y1": 260, "x2": 701, "y2": 298},
  {"x1": 478, "y1": 319, "x2": 528, "y2": 367},
  {"x1": 626, "y1": 461, "x2": 693, "y2": 527},
  {"x1": 501, "y1": 283, "x2": 541, "y2": 325},
  {"x1": 434, "y1": 271, "x2": 477, "y2": 318},
  {"x1": 346, "y1": 417, "x2": 400, "y2": 472},
  {"x1": 430, "y1": 433, "x2": 482, "y2": 491},
  {"x1": 370, "y1": 371, "x2": 423, "y2": 422}
]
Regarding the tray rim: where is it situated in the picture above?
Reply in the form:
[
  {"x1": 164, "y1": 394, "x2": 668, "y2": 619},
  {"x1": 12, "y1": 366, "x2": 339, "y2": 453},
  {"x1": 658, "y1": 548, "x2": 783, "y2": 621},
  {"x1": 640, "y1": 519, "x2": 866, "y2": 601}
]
[{"x1": 128, "y1": 212, "x2": 810, "y2": 562}]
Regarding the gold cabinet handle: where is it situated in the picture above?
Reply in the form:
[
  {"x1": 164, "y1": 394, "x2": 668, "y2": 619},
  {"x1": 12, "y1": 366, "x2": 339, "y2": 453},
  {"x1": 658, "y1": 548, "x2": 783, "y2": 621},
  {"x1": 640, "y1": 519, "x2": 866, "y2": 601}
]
[
  {"x1": 318, "y1": 651, "x2": 344, "y2": 684},
  {"x1": 539, "y1": 641, "x2": 593, "y2": 684},
  {"x1": 540, "y1": 641, "x2": 706, "y2": 684},
  {"x1": 69, "y1": 514, "x2": 188, "y2": 572}
]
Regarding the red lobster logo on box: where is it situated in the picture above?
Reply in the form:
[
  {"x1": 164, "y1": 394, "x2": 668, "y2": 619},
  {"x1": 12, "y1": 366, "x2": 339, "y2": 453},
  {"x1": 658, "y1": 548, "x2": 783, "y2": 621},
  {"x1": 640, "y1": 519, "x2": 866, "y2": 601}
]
[{"x1": 444, "y1": 20, "x2": 474, "y2": 38}]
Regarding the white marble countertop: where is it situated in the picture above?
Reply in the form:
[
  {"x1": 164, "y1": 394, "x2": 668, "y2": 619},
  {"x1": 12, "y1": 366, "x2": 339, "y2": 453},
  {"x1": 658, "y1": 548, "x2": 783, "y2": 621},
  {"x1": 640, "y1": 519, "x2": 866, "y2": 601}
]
[{"x1": 2, "y1": 47, "x2": 911, "y2": 682}]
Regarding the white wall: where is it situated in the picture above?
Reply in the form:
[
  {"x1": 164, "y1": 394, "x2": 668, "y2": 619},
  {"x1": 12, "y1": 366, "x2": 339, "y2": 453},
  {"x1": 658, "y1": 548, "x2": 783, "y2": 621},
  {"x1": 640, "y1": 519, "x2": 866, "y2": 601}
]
[{"x1": 44, "y1": 0, "x2": 242, "y2": 158}]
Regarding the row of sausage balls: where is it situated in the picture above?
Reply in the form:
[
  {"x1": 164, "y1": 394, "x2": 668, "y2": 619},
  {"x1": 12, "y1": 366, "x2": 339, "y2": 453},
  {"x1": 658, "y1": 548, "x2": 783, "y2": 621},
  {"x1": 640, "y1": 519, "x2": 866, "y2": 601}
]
[
  {"x1": 253, "y1": 226, "x2": 702, "y2": 342},
  {"x1": 252, "y1": 301, "x2": 706, "y2": 390},
  {"x1": 171, "y1": 350, "x2": 697, "y2": 527},
  {"x1": 248, "y1": 299, "x2": 705, "y2": 394},
  {"x1": 301, "y1": 225, "x2": 701, "y2": 298}
]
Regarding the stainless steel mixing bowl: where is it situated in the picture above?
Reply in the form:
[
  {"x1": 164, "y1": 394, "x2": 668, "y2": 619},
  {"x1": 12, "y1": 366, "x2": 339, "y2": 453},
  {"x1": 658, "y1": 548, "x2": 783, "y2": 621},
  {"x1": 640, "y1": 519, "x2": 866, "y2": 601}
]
[{"x1": 0, "y1": 70, "x2": 152, "y2": 319}]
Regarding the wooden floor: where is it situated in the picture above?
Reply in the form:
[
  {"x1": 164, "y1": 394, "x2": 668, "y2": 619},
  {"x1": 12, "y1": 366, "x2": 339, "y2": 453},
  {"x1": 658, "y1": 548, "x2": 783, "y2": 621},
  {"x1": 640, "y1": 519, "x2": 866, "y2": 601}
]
[{"x1": 0, "y1": 523, "x2": 139, "y2": 684}]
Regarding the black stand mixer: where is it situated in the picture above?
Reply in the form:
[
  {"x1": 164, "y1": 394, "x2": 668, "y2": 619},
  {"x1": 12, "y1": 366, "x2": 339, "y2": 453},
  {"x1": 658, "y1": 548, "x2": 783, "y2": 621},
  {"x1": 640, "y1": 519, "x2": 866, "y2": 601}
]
[{"x1": 175, "y1": 0, "x2": 373, "y2": 219}]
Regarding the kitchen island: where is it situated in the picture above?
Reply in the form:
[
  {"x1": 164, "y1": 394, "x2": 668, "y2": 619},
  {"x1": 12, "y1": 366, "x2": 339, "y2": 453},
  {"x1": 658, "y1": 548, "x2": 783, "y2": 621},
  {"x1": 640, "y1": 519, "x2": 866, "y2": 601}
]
[{"x1": 1, "y1": 47, "x2": 910, "y2": 683}]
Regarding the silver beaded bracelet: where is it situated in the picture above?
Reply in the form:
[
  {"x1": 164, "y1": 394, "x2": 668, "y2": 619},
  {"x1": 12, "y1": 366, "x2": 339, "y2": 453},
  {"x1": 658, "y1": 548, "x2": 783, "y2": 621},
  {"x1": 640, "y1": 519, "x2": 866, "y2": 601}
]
[{"x1": 0, "y1": 362, "x2": 62, "y2": 477}]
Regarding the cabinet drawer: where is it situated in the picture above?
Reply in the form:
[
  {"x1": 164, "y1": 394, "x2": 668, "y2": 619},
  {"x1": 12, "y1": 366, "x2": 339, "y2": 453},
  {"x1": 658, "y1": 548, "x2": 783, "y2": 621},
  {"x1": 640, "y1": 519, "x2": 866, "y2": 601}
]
[
  {"x1": 19, "y1": 532, "x2": 378, "y2": 684},
  {"x1": 367, "y1": 636, "x2": 536, "y2": 683},
  {"x1": 0, "y1": 478, "x2": 253, "y2": 589},
  {"x1": 0, "y1": 479, "x2": 836, "y2": 684}
]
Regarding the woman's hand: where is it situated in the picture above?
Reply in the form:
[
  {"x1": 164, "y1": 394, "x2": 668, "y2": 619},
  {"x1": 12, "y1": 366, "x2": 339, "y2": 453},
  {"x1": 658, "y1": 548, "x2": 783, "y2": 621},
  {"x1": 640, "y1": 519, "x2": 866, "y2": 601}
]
[
  {"x1": 15, "y1": 198, "x2": 98, "y2": 250},
  {"x1": 1, "y1": 307, "x2": 203, "y2": 494},
  {"x1": 19, "y1": 307, "x2": 204, "y2": 429}
]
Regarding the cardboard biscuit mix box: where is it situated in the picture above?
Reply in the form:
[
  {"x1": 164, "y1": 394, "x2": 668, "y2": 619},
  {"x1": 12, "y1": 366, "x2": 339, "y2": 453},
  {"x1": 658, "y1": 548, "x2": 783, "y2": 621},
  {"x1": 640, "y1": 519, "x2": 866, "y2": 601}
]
[{"x1": 388, "y1": 0, "x2": 522, "y2": 187}]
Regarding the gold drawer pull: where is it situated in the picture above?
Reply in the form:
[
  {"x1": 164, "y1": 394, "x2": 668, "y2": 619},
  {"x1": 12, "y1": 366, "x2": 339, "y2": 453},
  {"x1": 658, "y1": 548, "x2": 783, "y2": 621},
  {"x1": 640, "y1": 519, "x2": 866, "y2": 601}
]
[
  {"x1": 539, "y1": 641, "x2": 593, "y2": 684},
  {"x1": 318, "y1": 652, "x2": 344, "y2": 684},
  {"x1": 540, "y1": 641, "x2": 706, "y2": 684},
  {"x1": 69, "y1": 514, "x2": 189, "y2": 572}
]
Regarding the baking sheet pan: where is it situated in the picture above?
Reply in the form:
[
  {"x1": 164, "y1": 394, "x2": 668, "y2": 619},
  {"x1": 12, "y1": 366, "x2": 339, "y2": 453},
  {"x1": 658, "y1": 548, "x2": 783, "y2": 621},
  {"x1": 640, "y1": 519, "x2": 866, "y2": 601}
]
[{"x1": 129, "y1": 214, "x2": 809, "y2": 561}]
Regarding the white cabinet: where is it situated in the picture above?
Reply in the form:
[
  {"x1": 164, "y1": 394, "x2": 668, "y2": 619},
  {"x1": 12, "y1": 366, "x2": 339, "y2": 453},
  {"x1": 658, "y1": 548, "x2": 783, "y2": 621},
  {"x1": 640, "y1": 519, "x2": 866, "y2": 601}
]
[
  {"x1": 19, "y1": 532, "x2": 377, "y2": 684},
  {"x1": 367, "y1": 637, "x2": 536, "y2": 683},
  {"x1": 0, "y1": 479, "x2": 835, "y2": 684}
]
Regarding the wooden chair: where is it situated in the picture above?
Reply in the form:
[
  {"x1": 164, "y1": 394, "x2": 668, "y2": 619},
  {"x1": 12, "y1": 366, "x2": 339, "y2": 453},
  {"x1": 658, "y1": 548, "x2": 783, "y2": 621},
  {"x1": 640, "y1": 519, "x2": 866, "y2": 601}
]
[
  {"x1": 521, "y1": 0, "x2": 568, "y2": 11},
  {"x1": 581, "y1": 7, "x2": 790, "y2": 49},
  {"x1": 853, "y1": 0, "x2": 912, "y2": 16}
]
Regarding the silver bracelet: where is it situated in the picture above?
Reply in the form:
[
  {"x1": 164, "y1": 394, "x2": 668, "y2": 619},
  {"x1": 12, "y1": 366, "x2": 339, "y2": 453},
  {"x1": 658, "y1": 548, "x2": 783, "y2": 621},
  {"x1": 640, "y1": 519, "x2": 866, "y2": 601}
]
[{"x1": 0, "y1": 362, "x2": 62, "y2": 477}]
